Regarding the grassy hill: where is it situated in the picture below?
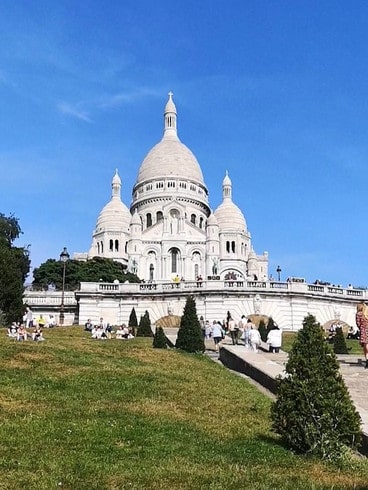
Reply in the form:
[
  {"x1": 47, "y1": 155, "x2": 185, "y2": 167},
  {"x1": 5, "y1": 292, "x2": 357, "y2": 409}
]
[{"x1": 1, "y1": 327, "x2": 368, "y2": 489}]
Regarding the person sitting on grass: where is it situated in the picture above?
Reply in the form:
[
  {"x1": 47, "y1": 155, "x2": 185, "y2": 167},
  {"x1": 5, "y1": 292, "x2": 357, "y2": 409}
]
[
  {"x1": 116, "y1": 324, "x2": 129, "y2": 340},
  {"x1": 7, "y1": 322, "x2": 18, "y2": 338},
  {"x1": 32, "y1": 326, "x2": 45, "y2": 341},
  {"x1": 347, "y1": 324, "x2": 360, "y2": 340},
  {"x1": 91, "y1": 326, "x2": 107, "y2": 340},
  {"x1": 16, "y1": 325, "x2": 27, "y2": 341}
]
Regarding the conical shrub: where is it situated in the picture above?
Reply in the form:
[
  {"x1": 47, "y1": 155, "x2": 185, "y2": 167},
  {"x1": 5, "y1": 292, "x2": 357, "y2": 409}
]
[
  {"x1": 271, "y1": 314, "x2": 361, "y2": 460},
  {"x1": 136, "y1": 310, "x2": 153, "y2": 337},
  {"x1": 176, "y1": 296, "x2": 205, "y2": 353},
  {"x1": 333, "y1": 326, "x2": 349, "y2": 354},
  {"x1": 153, "y1": 326, "x2": 167, "y2": 349}
]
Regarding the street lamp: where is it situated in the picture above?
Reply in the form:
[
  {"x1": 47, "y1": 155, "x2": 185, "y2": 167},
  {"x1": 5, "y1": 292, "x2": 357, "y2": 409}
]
[
  {"x1": 59, "y1": 247, "x2": 70, "y2": 325},
  {"x1": 276, "y1": 265, "x2": 282, "y2": 282}
]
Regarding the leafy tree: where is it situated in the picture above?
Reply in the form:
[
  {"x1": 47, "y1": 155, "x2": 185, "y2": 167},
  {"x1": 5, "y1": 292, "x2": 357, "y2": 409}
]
[
  {"x1": 136, "y1": 310, "x2": 153, "y2": 337},
  {"x1": 0, "y1": 214, "x2": 30, "y2": 324},
  {"x1": 176, "y1": 296, "x2": 205, "y2": 353},
  {"x1": 32, "y1": 256, "x2": 140, "y2": 290},
  {"x1": 333, "y1": 326, "x2": 349, "y2": 355},
  {"x1": 258, "y1": 319, "x2": 268, "y2": 342},
  {"x1": 271, "y1": 314, "x2": 361, "y2": 460},
  {"x1": 153, "y1": 326, "x2": 167, "y2": 349}
]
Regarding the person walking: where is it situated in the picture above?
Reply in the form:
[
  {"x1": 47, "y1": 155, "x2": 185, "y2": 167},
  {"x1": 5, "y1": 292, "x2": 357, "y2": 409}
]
[
  {"x1": 211, "y1": 321, "x2": 225, "y2": 352},
  {"x1": 228, "y1": 315, "x2": 238, "y2": 345},
  {"x1": 267, "y1": 326, "x2": 283, "y2": 353},
  {"x1": 356, "y1": 302, "x2": 368, "y2": 369},
  {"x1": 249, "y1": 325, "x2": 261, "y2": 352}
]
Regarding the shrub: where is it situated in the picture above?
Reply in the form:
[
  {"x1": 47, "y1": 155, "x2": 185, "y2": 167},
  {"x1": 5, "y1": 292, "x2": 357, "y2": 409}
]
[
  {"x1": 136, "y1": 310, "x2": 153, "y2": 337},
  {"x1": 176, "y1": 296, "x2": 205, "y2": 353},
  {"x1": 333, "y1": 326, "x2": 349, "y2": 355},
  {"x1": 153, "y1": 326, "x2": 167, "y2": 349},
  {"x1": 128, "y1": 307, "x2": 138, "y2": 336},
  {"x1": 271, "y1": 314, "x2": 361, "y2": 460},
  {"x1": 258, "y1": 319, "x2": 268, "y2": 342}
]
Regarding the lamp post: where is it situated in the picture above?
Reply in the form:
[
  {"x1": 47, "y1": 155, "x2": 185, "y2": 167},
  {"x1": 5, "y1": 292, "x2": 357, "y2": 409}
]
[
  {"x1": 276, "y1": 265, "x2": 282, "y2": 282},
  {"x1": 59, "y1": 247, "x2": 70, "y2": 325}
]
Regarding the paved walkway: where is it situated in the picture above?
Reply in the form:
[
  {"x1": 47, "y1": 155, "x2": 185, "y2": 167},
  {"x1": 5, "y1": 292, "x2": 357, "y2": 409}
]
[{"x1": 166, "y1": 329, "x2": 368, "y2": 452}]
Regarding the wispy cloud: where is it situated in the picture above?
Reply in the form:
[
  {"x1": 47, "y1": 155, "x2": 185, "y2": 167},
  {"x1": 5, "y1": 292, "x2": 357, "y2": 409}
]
[
  {"x1": 57, "y1": 102, "x2": 93, "y2": 123},
  {"x1": 98, "y1": 87, "x2": 161, "y2": 109}
]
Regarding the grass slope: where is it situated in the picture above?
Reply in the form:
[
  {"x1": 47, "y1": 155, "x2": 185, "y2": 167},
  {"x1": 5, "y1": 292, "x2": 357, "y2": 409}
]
[{"x1": 0, "y1": 327, "x2": 367, "y2": 489}]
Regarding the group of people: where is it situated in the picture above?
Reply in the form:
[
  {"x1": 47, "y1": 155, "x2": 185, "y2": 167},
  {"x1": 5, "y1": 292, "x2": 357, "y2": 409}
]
[
  {"x1": 201, "y1": 315, "x2": 282, "y2": 353},
  {"x1": 85, "y1": 318, "x2": 134, "y2": 340},
  {"x1": 7, "y1": 322, "x2": 45, "y2": 342}
]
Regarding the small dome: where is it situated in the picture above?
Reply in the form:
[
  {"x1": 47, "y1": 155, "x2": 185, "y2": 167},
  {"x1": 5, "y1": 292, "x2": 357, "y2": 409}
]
[
  {"x1": 214, "y1": 201, "x2": 247, "y2": 231},
  {"x1": 207, "y1": 213, "x2": 218, "y2": 226},
  {"x1": 112, "y1": 169, "x2": 121, "y2": 185},
  {"x1": 130, "y1": 209, "x2": 142, "y2": 226},
  {"x1": 96, "y1": 199, "x2": 131, "y2": 231},
  {"x1": 223, "y1": 170, "x2": 231, "y2": 186}
]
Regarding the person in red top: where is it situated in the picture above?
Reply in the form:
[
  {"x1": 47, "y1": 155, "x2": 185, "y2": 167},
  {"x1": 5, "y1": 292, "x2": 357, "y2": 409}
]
[{"x1": 356, "y1": 302, "x2": 368, "y2": 369}]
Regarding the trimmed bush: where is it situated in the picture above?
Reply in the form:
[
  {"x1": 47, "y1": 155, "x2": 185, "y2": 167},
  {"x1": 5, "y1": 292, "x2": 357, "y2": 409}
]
[
  {"x1": 176, "y1": 296, "x2": 205, "y2": 353},
  {"x1": 333, "y1": 326, "x2": 349, "y2": 354},
  {"x1": 153, "y1": 326, "x2": 167, "y2": 349},
  {"x1": 258, "y1": 319, "x2": 268, "y2": 342},
  {"x1": 128, "y1": 307, "x2": 138, "y2": 336},
  {"x1": 271, "y1": 314, "x2": 361, "y2": 460},
  {"x1": 136, "y1": 310, "x2": 153, "y2": 337}
]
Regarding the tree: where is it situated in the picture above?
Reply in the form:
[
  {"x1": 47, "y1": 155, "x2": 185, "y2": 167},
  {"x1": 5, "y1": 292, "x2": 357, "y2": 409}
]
[
  {"x1": 0, "y1": 214, "x2": 30, "y2": 324},
  {"x1": 153, "y1": 326, "x2": 167, "y2": 349},
  {"x1": 128, "y1": 307, "x2": 138, "y2": 336},
  {"x1": 258, "y1": 319, "x2": 268, "y2": 342},
  {"x1": 32, "y1": 256, "x2": 140, "y2": 290},
  {"x1": 176, "y1": 296, "x2": 205, "y2": 353},
  {"x1": 136, "y1": 310, "x2": 153, "y2": 337},
  {"x1": 271, "y1": 314, "x2": 361, "y2": 460},
  {"x1": 333, "y1": 326, "x2": 349, "y2": 355}
]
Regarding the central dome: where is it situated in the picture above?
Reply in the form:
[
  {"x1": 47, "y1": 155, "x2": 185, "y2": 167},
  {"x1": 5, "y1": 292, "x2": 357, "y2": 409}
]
[
  {"x1": 135, "y1": 93, "x2": 205, "y2": 186},
  {"x1": 137, "y1": 138, "x2": 204, "y2": 184}
]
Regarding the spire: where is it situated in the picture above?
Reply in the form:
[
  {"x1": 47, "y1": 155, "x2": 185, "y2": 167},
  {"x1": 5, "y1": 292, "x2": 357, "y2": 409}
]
[
  {"x1": 163, "y1": 91, "x2": 178, "y2": 140},
  {"x1": 112, "y1": 169, "x2": 121, "y2": 199},
  {"x1": 222, "y1": 170, "x2": 232, "y2": 201}
]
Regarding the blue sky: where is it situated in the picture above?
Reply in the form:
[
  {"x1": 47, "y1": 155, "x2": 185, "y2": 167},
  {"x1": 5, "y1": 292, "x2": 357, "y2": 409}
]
[{"x1": 1, "y1": 0, "x2": 367, "y2": 287}]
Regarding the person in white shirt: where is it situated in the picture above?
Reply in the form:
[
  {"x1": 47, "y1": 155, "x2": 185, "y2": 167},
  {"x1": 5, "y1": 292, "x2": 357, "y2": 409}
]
[
  {"x1": 211, "y1": 321, "x2": 225, "y2": 352},
  {"x1": 228, "y1": 316, "x2": 238, "y2": 345},
  {"x1": 249, "y1": 325, "x2": 261, "y2": 352},
  {"x1": 267, "y1": 327, "x2": 283, "y2": 353}
]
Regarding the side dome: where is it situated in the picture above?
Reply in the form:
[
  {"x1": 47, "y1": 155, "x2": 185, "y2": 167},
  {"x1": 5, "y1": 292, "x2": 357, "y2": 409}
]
[
  {"x1": 96, "y1": 200, "x2": 131, "y2": 232},
  {"x1": 214, "y1": 171, "x2": 247, "y2": 231},
  {"x1": 135, "y1": 92, "x2": 205, "y2": 186},
  {"x1": 214, "y1": 201, "x2": 247, "y2": 231},
  {"x1": 95, "y1": 170, "x2": 131, "y2": 232}
]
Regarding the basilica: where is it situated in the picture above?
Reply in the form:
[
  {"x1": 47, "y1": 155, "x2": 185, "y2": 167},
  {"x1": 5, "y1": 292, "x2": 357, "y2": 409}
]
[{"x1": 75, "y1": 93, "x2": 268, "y2": 283}]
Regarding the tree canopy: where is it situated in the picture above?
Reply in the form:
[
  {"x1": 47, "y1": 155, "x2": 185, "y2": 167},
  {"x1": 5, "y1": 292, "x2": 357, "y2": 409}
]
[
  {"x1": 32, "y1": 256, "x2": 140, "y2": 290},
  {"x1": 0, "y1": 213, "x2": 30, "y2": 324}
]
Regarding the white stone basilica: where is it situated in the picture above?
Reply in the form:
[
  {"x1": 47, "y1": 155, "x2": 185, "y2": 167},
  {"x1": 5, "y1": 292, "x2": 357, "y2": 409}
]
[{"x1": 76, "y1": 93, "x2": 268, "y2": 283}]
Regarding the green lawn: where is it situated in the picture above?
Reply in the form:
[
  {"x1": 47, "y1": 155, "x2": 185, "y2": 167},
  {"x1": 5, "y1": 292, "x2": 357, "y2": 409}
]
[
  {"x1": 1, "y1": 327, "x2": 368, "y2": 489},
  {"x1": 282, "y1": 331, "x2": 362, "y2": 355}
]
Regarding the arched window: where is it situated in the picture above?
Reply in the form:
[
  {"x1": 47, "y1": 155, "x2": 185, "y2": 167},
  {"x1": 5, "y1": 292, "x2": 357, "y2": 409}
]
[
  {"x1": 156, "y1": 211, "x2": 163, "y2": 222},
  {"x1": 100, "y1": 241, "x2": 104, "y2": 253},
  {"x1": 146, "y1": 213, "x2": 152, "y2": 228},
  {"x1": 109, "y1": 239, "x2": 113, "y2": 252},
  {"x1": 226, "y1": 241, "x2": 230, "y2": 253},
  {"x1": 191, "y1": 214, "x2": 196, "y2": 225},
  {"x1": 199, "y1": 217, "x2": 204, "y2": 228},
  {"x1": 115, "y1": 240, "x2": 119, "y2": 252},
  {"x1": 170, "y1": 248, "x2": 179, "y2": 273},
  {"x1": 97, "y1": 242, "x2": 100, "y2": 254},
  {"x1": 149, "y1": 264, "x2": 154, "y2": 281},
  {"x1": 232, "y1": 241, "x2": 236, "y2": 253}
]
